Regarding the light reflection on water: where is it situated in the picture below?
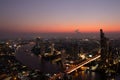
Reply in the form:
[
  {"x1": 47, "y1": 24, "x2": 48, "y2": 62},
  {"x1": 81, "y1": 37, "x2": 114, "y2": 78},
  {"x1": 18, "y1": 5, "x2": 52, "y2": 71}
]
[
  {"x1": 71, "y1": 71, "x2": 103, "y2": 80},
  {"x1": 15, "y1": 44, "x2": 120, "y2": 80},
  {"x1": 71, "y1": 70, "x2": 120, "y2": 80},
  {"x1": 15, "y1": 44, "x2": 61, "y2": 74}
]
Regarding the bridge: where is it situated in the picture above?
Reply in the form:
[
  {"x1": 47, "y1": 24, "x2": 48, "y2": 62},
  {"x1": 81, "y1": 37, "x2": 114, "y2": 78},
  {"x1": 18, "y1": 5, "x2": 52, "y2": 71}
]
[
  {"x1": 65, "y1": 54, "x2": 101, "y2": 74},
  {"x1": 50, "y1": 54, "x2": 101, "y2": 80}
]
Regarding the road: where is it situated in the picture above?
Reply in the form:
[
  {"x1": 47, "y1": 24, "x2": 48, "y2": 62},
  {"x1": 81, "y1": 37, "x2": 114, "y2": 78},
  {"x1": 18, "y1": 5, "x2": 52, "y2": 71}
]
[{"x1": 50, "y1": 54, "x2": 101, "y2": 80}]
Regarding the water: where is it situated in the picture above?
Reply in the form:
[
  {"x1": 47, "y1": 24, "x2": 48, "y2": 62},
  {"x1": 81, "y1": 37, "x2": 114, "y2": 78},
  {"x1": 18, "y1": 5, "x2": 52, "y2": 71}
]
[
  {"x1": 15, "y1": 43, "x2": 120, "y2": 80},
  {"x1": 15, "y1": 43, "x2": 61, "y2": 74},
  {"x1": 71, "y1": 71, "x2": 103, "y2": 80}
]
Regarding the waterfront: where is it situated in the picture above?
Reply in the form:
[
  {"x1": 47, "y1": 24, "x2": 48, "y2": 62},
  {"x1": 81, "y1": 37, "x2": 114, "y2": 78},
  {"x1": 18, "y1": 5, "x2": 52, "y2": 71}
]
[
  {"x1": 15, "y1": 43, "x2": 61, "y2": 74},
  {"x1": 1, "y1": 30, "x2": 120, "y2": 80},
  {"x1": 15, "y1": 43, "x2": 120, "y2": 80},
  {"x1": 0, "y1": 36, "x2": 120, "y2": 80}
]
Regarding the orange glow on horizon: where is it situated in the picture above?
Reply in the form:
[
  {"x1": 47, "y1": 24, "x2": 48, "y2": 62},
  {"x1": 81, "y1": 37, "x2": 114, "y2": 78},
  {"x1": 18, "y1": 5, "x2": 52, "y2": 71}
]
[{"x1": 6, "y1": 25, "x2": 120, "y2": 33}]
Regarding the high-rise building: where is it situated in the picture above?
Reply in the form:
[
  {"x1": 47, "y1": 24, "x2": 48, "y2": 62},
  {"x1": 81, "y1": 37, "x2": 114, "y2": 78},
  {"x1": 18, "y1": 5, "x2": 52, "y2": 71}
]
[
  {"x1": 36, "y1": 37, "x2": 41, "y2": 47},
  {"x1": 100, "y1": 29, "x2": 110, "y2": 66}
]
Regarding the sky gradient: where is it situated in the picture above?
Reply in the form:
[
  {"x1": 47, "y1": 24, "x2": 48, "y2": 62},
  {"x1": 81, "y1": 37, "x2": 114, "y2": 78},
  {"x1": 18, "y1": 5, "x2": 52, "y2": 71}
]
[{"x1": 0, "y1": 0, "x2": 120, "y2": 37}]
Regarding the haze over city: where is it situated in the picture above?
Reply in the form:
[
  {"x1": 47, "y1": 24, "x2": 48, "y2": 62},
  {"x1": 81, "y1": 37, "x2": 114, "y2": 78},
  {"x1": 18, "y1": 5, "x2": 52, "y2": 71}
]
[
  {"x1": 1, "y1": 0, "x2": 120, "y2": 80},
  {"x1": 0, "y1": 0, "x2": 120, "y2": 39}
]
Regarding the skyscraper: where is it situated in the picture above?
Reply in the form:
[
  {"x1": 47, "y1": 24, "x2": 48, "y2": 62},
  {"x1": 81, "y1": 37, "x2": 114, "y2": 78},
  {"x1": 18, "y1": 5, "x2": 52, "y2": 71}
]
[{"x1": 100, "y1": 29, "x2": 111, "y2": 67}]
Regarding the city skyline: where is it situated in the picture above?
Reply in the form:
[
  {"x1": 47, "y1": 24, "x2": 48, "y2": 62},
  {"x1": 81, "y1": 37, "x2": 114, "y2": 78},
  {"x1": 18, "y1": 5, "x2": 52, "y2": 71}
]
[
  {"x1": 0, "y1": 1, "x2": 120, "y2": 79},
  {"x1": 0, "y1": 0, "x2": 120, "y2": 39}
]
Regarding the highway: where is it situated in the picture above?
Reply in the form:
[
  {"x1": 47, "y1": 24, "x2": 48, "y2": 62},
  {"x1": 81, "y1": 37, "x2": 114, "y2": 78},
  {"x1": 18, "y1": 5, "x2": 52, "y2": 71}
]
[
  {"x1": 65, "y1": 54, "x2": 101, "y2": 74},
  {"x1": 50, "y1": 54, "x2": 101, "y2": 80}
]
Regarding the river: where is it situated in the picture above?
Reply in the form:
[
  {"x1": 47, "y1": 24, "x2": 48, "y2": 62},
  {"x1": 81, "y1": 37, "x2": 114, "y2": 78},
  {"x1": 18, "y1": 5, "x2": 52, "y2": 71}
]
[{"x1": 15, "y1": 43, "x2": 120, "y2": 80}]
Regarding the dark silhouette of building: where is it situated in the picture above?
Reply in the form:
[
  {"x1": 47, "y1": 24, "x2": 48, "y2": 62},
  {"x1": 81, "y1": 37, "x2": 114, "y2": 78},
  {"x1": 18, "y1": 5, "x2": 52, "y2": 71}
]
[
  {"x1": 99, "y1": 29, "x2": 119, "y2": 74},
  {"x1": 31, "y1": 37, "x2": 44, "y2": 56},
  {"x1": 100, "y1": 29, "x2": 109, "y2": 64}
]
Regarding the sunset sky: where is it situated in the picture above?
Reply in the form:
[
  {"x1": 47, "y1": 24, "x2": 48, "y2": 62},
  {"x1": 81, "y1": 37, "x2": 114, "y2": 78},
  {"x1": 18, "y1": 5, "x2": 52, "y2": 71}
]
[{"x1": 0, "y1": 0, "x2": 120, "y2": 35}]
